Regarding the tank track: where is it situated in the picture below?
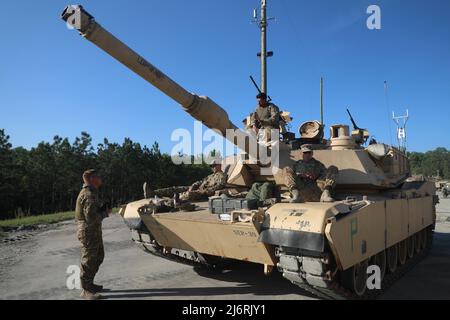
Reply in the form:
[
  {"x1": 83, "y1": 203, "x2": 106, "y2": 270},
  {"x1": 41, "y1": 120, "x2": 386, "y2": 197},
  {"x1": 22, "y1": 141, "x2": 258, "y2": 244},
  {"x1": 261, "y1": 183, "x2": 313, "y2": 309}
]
[
  {"x1": 130, "y1": 227, "x2": 433, "y2": 300},
  {"x1": 277, "y1": 226, "x2": 434, "y2": 300},
  {"x1": 130, "y1": 229, "x2": 222, "y2": 270}
]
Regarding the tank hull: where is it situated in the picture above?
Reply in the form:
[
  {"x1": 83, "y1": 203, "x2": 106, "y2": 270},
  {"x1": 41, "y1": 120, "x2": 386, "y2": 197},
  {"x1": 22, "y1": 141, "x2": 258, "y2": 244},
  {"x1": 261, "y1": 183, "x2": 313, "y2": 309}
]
[
  {"x1": 141, "y1": 204, "x2": 276, "y2": 266},
  {"x1": 120, "y1": 181, "x2": 437, "y2": 299}
]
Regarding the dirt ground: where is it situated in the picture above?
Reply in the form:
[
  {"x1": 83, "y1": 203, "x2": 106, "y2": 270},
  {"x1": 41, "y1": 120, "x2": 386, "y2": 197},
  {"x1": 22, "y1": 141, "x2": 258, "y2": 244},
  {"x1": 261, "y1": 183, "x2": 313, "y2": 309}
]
[{"x1": 1, "y1": 196, "x2": 449, "y2": 300}]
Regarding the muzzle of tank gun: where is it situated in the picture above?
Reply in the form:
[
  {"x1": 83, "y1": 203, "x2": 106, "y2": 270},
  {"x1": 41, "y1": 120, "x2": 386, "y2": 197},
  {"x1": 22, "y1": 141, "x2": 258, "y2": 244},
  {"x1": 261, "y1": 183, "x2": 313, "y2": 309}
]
[{"x1": 61, "y1": 5, "x2": 95, "y2": 35}]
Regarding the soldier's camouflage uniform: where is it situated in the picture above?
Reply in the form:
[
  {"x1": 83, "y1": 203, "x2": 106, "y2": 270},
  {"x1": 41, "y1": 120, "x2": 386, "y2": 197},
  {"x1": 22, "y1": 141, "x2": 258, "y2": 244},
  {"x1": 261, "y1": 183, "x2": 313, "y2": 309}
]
[
  {"x1": 284, "y1": 158, "x2": 338, "y2": 202},
  {"x1": 247, "y1": 103, "x2": 281, "y2": 143},
  {"x1": 75, "y1": 184, "x2": 106, "y2": 289},
  {"x1": 153, "y1": 186, "x2": 191, "y2": 198},
  {"x1": 180, "y1": 171, "x2": 227, "y2": 201},
  {"x1": 246, "y1": 182, "x2": 276, "y2": 201},
  {"x1": 153, "y1": 171, "x2": 227, "y2": 201}
]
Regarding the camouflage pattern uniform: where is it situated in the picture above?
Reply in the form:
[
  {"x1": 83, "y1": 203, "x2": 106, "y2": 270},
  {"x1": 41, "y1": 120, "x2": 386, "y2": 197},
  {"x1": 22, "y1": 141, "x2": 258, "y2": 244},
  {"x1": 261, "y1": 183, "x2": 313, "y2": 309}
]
[
  {"x1": 180, "y1": 171, "x2": 227, "y2": 201},
  {"x1": 284, "y1": 158, "x2": 338, "y2": 202},
  {"x1": 252, "y1": 103, "x2": 280, "y2": 129},
  {"x1": 153, "y1": 186, "x2": 191, "y2": 198},
  {"x1": 75, "y1": 184, "x2": 106, "y2": 289}
]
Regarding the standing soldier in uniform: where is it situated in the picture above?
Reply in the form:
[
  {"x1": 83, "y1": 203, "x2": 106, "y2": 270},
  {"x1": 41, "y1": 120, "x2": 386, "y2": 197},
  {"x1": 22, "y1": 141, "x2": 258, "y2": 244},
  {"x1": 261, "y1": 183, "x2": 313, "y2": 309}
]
[
  {"x1": 247, "y1": 93, "x2": 281, "y2": 143},
  {"x1": 75, "y1": 169, "x2": 110, "y2": 300},
  {"x1": 145, "y1": 160, "x2": 227, "y2": 201},
  {"x1": 284, "y1": 145, "x2": 338, "y2": 203}
]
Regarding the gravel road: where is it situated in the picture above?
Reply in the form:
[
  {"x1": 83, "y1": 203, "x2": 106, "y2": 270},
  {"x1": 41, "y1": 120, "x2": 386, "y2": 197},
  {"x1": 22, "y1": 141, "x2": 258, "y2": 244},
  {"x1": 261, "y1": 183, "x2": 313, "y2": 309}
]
[{"x1": 1, "y1": 197, "x2": 449, "y2": 300}]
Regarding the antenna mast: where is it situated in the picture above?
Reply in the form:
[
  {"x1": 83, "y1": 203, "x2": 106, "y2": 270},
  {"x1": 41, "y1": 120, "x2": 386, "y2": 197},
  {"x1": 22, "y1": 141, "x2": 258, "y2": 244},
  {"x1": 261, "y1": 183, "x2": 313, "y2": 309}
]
[
  {"x1": 392, "y1": 109, "x2": 409, "y2": 153},
  {"x1": 253, "y1": 0, "x2": 274, "y2": 95},
  {"x1": 320, "y1": 77, "x2": 324, "y2": 125}
]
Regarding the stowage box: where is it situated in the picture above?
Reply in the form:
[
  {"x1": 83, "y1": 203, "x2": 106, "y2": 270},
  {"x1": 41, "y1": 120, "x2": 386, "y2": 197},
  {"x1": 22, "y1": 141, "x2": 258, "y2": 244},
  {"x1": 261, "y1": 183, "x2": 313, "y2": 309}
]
[{"x1": 208, "y1": 197, "x2": 258, "y2": 214}]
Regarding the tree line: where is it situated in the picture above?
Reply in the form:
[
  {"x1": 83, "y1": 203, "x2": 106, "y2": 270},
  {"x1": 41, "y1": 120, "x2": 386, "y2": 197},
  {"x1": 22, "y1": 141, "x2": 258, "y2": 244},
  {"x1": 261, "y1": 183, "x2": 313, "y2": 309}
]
[
  {"x1": 1, "y1": 128, "x2": 450, "y2": 220},
  {"x1": 408, "y1": 147, "x2": 450, "y2": 179},
  {"x1": 0, "y1": 129, "x2": 211, "y2": 220}
]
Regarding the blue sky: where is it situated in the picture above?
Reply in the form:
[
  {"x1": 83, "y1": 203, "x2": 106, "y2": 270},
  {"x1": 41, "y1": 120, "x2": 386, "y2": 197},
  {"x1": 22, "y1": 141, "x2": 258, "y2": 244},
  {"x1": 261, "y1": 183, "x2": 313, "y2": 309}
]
[{"x1": 1, "y1": 0, "x2": 449, "y2": 153}]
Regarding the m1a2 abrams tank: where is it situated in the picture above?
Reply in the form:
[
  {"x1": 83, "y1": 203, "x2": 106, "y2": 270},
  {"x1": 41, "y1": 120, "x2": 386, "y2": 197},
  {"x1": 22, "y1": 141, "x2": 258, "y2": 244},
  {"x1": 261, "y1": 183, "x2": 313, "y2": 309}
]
[{"x1": 62, "y1": 5, "x2": 438, "y2": 299}]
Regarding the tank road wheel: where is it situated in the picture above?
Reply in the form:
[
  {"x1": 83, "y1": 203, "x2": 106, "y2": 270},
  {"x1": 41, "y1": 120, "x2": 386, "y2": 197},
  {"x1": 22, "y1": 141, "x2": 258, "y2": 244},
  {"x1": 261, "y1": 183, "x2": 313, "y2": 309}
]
[
  {"x1": 398, "y1": 240, "x2": 407, "y2": 265},
  {"x1": 420, "y1": 228, "x2": 428, "y2": 250},
  {"x1": 407, "y1": 236, "x2": 415, "y2": 259},
  {"x1": 386, "y1": 245, "x2": 398, "y2": 274},
  {"x1": 342, "y1": 259, "x2": 369, "y2": 297},
  {"x1": 415, "y1": 232, "x2": 422, "y2": 254},
  {"x1": 370, "y1": 251, "x2": 386, "y2": 280}
]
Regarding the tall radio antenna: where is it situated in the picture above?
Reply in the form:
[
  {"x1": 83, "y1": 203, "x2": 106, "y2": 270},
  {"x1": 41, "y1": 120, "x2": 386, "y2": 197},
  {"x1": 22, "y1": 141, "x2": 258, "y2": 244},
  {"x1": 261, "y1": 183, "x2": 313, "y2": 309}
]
[
  {"x1": 384, "y1": 81, "x2": 394, "y2": 146},
  {"x1": 252, "y1": 0, "x2": 275, "y2": 95}
]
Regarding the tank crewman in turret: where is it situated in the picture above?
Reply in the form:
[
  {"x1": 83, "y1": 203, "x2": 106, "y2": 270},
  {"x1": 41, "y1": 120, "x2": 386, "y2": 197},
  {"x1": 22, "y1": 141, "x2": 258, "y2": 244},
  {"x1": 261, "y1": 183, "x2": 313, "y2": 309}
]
[
  {"x1": 283, "y1": 145, "x2": 339, "y2": 203},
  {"x1": 247, "y1": 93, "x2": 281, "y2": 143},
  {"x1": 75, "y1": 169, "x2": 110, "y2": 300},
  {"x1": 146, "y1": 160, "x2": 227, "y2": 201}
]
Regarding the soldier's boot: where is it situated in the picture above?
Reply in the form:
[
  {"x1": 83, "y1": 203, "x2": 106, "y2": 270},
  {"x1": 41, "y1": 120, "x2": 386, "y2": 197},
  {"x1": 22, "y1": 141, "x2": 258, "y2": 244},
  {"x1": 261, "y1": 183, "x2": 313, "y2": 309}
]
[
  {"x1": 81, "y1": 279, "x2": 102, "y2": 293},
  {"x1": 320, "y1": 189, "x2": 335, "y2": 203},
  {"x1": 173, "y1": 192, "x2": 180, "y2": 206},
  {"x1": 90, "y1": 283, "x2": 104, "y2": 293},
  {"x1": 80, "y1": 289, "x2": 102, "y2": 300},
  {"x1": 262, "y1": 198, "x2": 278, "y2": 206},
  {"x1": 143, "y1": 182, "x2": 155, "y2": 199},
  {"x1": 290, "y1": 189, "x2": 303, "y2": 203}
]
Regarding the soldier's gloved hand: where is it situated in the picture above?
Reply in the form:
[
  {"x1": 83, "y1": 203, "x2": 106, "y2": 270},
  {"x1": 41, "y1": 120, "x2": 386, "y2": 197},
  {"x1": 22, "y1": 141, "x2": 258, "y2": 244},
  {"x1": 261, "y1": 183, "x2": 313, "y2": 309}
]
[
  {"x1": 100, "y1": 210, "x2": 109, "y2": 220},
  {"x1": 99, "y1": 203, "x2": 111, "y2": 219}
]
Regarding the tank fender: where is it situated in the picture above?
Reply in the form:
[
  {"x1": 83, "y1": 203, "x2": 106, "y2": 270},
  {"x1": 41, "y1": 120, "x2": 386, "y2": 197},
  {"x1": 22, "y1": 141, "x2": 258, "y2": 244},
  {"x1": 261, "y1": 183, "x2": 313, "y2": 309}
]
[
  {"x1": 259, "y1": 228, "x2": 326, "y2": 252},
  {"x1": 121, "y1": 199, "x2": 152, "y2": 233},
  {"x1": 257, "y1": 202, "x2": 349, "y2": 253}
]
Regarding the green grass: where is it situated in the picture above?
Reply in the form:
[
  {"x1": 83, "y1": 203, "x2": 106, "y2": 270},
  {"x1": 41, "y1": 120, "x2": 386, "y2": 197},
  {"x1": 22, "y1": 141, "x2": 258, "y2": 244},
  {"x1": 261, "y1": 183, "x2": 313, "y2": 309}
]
[{"x1": 0, "y1": 211, "x2": 76, "y2": 228}]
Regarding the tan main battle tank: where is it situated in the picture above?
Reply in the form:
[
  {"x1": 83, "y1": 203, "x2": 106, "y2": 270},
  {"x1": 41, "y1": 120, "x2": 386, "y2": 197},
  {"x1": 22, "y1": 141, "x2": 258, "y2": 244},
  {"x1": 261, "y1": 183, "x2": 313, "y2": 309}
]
[{"x1": 62, "y1": 5, "x2": 438, "y2": 299}]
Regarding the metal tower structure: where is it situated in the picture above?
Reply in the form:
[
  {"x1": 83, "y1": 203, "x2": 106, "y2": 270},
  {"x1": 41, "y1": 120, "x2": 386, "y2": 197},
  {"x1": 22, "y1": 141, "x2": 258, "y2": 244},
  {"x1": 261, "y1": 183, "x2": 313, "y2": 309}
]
[{"x1": 392, "y1": 110, "x2": 409, "y2": 153}]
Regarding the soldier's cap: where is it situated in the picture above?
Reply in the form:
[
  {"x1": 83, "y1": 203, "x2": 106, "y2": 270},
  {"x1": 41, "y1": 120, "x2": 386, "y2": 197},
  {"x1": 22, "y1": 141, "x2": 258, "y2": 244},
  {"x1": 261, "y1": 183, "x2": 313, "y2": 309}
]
[
  {"x1": 301, "y1": 144, "x2": 314, "y2": 153},
  {"x1": 83, "y1": 169, "x2": 99, "y2": 180},
  {"x1": 256, "y1": 92, "x2": 267, "y2": 100},
  {"x1": 209, "y1": 159, "x2": 221, "y2": 167}
]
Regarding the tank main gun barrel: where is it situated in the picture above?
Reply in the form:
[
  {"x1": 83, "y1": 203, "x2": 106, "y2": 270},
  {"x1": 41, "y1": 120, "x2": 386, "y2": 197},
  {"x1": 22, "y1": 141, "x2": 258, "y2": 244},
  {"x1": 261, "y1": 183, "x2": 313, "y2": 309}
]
[{"x1": 61, "y1": 5, "x2": 239, "y2": 138}]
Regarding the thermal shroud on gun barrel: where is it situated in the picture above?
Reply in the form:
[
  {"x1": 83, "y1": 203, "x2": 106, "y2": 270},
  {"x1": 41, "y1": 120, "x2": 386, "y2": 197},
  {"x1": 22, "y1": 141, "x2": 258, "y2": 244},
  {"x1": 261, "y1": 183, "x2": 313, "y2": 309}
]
[{"x1": 61, "y1": 5, "x2": 260, "y2": 159}]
